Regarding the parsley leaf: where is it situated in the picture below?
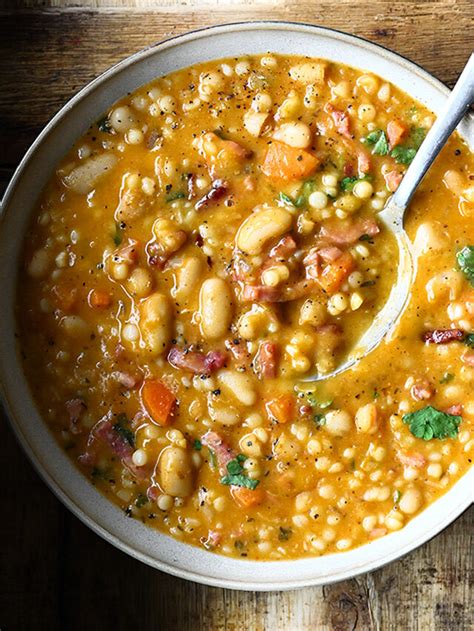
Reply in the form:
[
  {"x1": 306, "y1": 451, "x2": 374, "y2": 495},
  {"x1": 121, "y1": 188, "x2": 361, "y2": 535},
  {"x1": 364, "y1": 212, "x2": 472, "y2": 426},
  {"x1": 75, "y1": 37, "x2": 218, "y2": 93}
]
[
  {"x1": 113, "y1": 222, "x2": 122, "y2": 246},
  {"x1": 220, "y1": 455, "x2": 259, "y2": 489},
  {"x1": 166, "y1": 191, "x2": 185, "y2": 203},
  {"x1": 113, "y1": 413, "x2": 135, "y2": 447},
  {"x1": 409, "y1": 127, "x2": 426, "y2": 150},
  {"x1": 340, "y1": 174, "x2": 372, "y2": 192},
  {"x1": 193, "y1": 439, "x2": 202, "y2": 451},
  {"x1": 314, "y1": 414, "x2": 326, "y2": 427},
  {"x1": 278, "y1": 527, "x2": 293, "y2": 541},
  {"x1": 365, "y1": 130, "x2": 389, "y2": 156},
  {"x1": 457, "y1": 245, "x2": 474, "y2": 286},
  {"x1": 97, "y1": 116, "x2": 112, "y2": 133},
  {"x1": 278, "y1": 192, "x2": 295, "y2": 206},
  {"x1": 307, "y1": 393, "x2": 333, "y2": 409},
  {"x1": 403, "y1": 406, "x2": 461, "y2": 440},
  {"x1": 390, "y1": 146, "x2": 417, "y2": 165},
  {"x1": 135, "y1": 493, "x2": 148, "y2": 508},
  {"x1": 295, "y1": 179, "x2": 316, "y2": 207},
  {"x1": 440, "y1": 372, "x2": 454, "y2": 384},
  {"x1": 465, "y1": 333, "x2": 474, "y2": 348}
]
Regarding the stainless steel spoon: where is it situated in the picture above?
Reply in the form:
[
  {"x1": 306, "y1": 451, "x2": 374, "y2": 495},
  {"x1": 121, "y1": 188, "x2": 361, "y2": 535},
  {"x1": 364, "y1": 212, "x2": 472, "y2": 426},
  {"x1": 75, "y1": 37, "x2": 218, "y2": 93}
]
[{"x1": 309, "y1": 53, "x2": 474, "y2": 382}]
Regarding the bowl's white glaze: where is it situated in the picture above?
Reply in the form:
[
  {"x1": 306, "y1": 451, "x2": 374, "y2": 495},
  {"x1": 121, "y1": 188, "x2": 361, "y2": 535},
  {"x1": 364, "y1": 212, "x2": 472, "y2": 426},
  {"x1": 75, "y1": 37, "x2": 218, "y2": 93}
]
[{"x1": 0, "y1": 22, "x2": 472, "y2": 591}]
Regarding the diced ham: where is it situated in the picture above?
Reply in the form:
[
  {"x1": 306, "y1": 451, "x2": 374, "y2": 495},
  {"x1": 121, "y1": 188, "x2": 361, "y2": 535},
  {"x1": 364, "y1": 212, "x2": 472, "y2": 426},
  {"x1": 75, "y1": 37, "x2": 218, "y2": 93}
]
[
  {"x1": 195, "y1": 179, "x2": 228, "y2": 211},
  {"x1": 94, "y1": 418, "x2": 134, "y2": 461},
  {"x1": 167, "y1": 347, "x2": 226, "y2": 374},
  {"x1": 202, "y1": 431, "x2": 235, "y2": 475},
  {"x1": 397, "y1": 451, "x2": 426, "y2": 468},
  {"x1": 422, "y1": 329, "x2": 464, "y2": 344},
  {"x1": 241, "y1": 284, "x2": 280, "y2": 303},
  {"x1": 269, "y1": 235, "x2": 297, "y2": 260},
  {"x1": 326, "y1": 104, "x2": 351, "y2": 138},
  {"x1": 357, "y1": 149, "x2": 371, "y2": 175},
  {"x1": 410, "y1": 381, "x2": 435, "y2": 401},
  {"x1": 254, "y1": 341, "x2": 279, "y2": 379},
  {"x1": 225, "y1": 338, "x2": 251, "y2": 366},
  {"x1": 65, "y1": 398, "x2": 86, "y2": 435},
  {"x1": 187, "y1": 173, "x2": 196, "y2": 199},
  {"x1": 114, "y1": 239, "x2": 140, "y2": 264},
  {"x1": 343, "y1": 162, "x2": 355, "y2": 177},
  {"x1": 461, "y1": 350, "x2": 474, "y2": 367},
  {"x1": 319, "y1": 246, "x2": 343, "y2": 262},
  {"x1": 446, "y1": 404, "x2": 463, "y2": 416},
  {"x1": 387, "y1": 120, "x2": 408, "y2": 149},
  {"x1": 116, "y1": 372, "x2": 139, "y2": 389},
  {"x1": 384, "y1": 170, "x2": 403, "y2": 192},
  {"x1": 202, "y1": 530, "x2": 222, "y2": 548},
  {"x1": 319, "y1": 218, "x2": 380, "y2": 245}
]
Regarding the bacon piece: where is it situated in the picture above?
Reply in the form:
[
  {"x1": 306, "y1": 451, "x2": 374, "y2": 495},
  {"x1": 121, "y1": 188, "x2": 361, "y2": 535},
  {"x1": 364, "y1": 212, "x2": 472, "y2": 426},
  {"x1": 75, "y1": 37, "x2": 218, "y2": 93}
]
[
  {"x1": 461, "y1": 350, "x2": 474, "y2": 367},
  {"x1": 446, "y1": 404, "x2": 463, "y2": 416},
  {"x1": 94, "y1": 418, "x2": 134, "y2": 461},
  {"x1": 319, "y1": 218, "x2": 380, "y2": 245},
  {"x1": 422, "y1": 329, "x2": 464, "y2": 344},
  {"x1": 384, "y1": 170, "x2": 403, "y2": 192},
  {"x1": 202, "y1": 431, "x2": 235, "y2": 475},
  {"x1": 357, "y1": 148, "x2": 371, "y2": 174},
  {"x1": 114, "y1": 239, "x2": 140, "y2": 264},
  {"x1": 66, "y1": 398, "x2": 86, "y2": 435},
  {"x1": 187, "y1": 173, "x2": 196, "y2": 199},
  {"x1": 116, "y1": 372, "x2": 139, "y2": 389},
  {"x1": 319, "y1": 246, "x2": 343, "y2": 262},
  {"x1": 241, "y1": 284, "x2": 280, "y2": 303},
  {"x1": 168, "y1": 347, "x2": 226, "y2": 374},
  {"x1": 410, "y1": 380, "x2": 435, "y2": 401},
  {"x1": 202, "y1": 530, "x2": 222, "y2": 548},
  {"x1": 195, "y1": 179, "x2": 228, "y2": 211},
  {"x1": 269, "y1": 235, "x2": 297, "y2": 260},
  {"x1": 343, "y1": 162, "x2": 355, "y2": 177},
  {"x1": 254, "y1": 341, "x2": 279, "y2": 379},
  {"x1": 397, "y1": 451, "x2": 426, "y2": 468},
  {"x1": 326, "y1": 104, "x2": 351, "y2": 138}
]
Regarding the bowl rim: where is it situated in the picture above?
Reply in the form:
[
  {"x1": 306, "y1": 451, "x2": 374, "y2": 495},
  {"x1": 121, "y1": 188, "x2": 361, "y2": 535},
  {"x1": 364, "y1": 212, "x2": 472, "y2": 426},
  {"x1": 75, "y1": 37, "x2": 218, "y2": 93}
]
[{"x1": 1, "y1": 20, "x2": 472, "y2": 591}]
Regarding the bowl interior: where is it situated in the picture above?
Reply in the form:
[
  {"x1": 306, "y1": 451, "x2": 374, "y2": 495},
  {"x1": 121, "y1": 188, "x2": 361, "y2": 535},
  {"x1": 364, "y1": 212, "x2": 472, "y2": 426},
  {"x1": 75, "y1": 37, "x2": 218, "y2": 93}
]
[{"x1": 0, "y1": 22, "x2": 472, "y2": 590}]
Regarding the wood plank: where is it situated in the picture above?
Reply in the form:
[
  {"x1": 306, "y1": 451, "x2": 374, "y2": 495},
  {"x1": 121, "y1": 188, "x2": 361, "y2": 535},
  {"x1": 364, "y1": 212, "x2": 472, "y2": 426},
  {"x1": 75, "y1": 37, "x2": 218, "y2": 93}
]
[{"x1": 1, "y1": 3, "x2": 473, "y2": 629}]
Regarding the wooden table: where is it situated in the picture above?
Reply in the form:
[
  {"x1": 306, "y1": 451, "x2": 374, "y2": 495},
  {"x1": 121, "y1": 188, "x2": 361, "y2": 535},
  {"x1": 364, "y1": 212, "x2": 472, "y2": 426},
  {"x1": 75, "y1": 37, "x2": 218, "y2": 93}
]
[{"x1": 1, "y1": 2, "x2": 472, "y2": 629}]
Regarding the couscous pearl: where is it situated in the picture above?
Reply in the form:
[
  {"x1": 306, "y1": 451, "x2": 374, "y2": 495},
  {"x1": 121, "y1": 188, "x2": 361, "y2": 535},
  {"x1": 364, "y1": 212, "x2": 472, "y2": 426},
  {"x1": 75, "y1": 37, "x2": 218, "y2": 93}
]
[
  {"x1": 157, "y1": 494, "x2": 173, "y2": 511},
  {"x1": 308, "y1": 191, "x2": 328, "y2": 209},
  {"x1": 132, "y1": 449, "x2": 148, "y2": 467},
  {"x1": 353, "y1": 180, "x2": 374, "y2": 199}
]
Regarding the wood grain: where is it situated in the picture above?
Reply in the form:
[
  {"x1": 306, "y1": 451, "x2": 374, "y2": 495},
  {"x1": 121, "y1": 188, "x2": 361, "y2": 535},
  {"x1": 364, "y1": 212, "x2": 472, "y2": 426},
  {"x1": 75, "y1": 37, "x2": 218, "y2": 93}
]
[{"x1": 0, "y1": 2, "x2": 473, "y2": 629}]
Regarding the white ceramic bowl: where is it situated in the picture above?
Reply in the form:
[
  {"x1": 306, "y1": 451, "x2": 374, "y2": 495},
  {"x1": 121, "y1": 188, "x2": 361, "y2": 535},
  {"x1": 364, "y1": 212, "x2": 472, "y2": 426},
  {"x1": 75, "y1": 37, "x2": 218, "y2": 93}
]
[{"x1": 1, "y1": 22, "x2": 472, "y2": 591}]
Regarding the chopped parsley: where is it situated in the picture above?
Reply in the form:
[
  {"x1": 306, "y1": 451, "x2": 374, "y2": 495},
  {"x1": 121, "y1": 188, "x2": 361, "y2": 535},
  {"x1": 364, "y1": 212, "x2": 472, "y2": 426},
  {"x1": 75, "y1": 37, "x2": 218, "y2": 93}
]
[
  {"x1": 457, "y1": 245, "x2": 474, "y2": 286},
  {"x1": 314, "y1": 414, "x2": 327, "y2": 427},
  {"x1": 97, "y1": 116, "x2": 112, "y2": 133},
  {"x1": 465, "y1": 333, "x2": 474, "y2": 348},
  {"x1": 208, "y1": 448, "x2": 217, "y2": 470},
  {"x1": 278, "y1": 527, "x2": 293, "y2": 541},
  {"x1": 295, "y1": 179, "x2": 316, "y2": 207},
  {"x1": 340, "y1": 174, "x2": 372, "y2": 192},
  {"x1": 278, "y1": 192, "x2": 295, "y2": 206},
  {"x1": 390, "y1": 146, "x2": 417, "y2": 165},
  {"x1": 193, "y1": 439, "x2": 202, "y2": 451},
  {"x1": 403, "y1": 406, "x2": 461, "y2": 440},
  {"x1": 135, "y1": 493, "x2": 148, "y2": 508},
  {"x1": 113, "y1": 413, "x2": 135, "y2": 447},
  {"x1": 365, "y1": 130, "x2": 389, "y2": 156},
  {"x1": 360, "y1": 280, "x2": 376, "y2": 287},
  {"x1": 307, "y1": 393, "x2": 333, "y2": 409},
  {"x1": 220, "y1": 455, "x2": 259, "y2": 490},
  {"x1": 393, "y1": 490, "x2": 401, "y2": 504},
  {"x1": 113, "y1": 222, "x2": 122, "y2": 246},
  {"x1": 440, "y1": 372, "x2": 454, "y2": 384},
  {"x1": 166, "y1": 191, "x2": 185, "y2": 203}
]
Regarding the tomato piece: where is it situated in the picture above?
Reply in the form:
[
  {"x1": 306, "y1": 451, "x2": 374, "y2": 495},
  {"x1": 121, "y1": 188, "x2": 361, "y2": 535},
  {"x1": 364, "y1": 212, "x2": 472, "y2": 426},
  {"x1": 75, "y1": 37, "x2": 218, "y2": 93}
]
[
  {"x1": 262, "y1": 141, "x2": 319, "y2": 181},
  {"x1": 141, "y1": 379, "x2": 176, "y2": 426}
]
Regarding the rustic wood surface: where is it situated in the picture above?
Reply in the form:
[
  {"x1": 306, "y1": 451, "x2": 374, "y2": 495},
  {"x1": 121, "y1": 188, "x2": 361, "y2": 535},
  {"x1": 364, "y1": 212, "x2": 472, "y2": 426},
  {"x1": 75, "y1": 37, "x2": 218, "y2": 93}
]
[{"x1": 1, "y1": 2, "x2": 472, "y2": 629}]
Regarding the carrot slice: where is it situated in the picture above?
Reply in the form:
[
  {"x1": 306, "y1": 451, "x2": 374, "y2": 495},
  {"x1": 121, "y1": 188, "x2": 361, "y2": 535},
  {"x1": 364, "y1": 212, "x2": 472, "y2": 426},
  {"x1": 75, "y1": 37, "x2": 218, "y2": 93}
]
[
  {"x1": 317, "y1": 251, "x2": 355, "y2": 294},
  {"x1": 262, "y1": 141, "x2": 319, "y2": 181},
  {"x1": 88, "y1": 289, "x2": 111, "y2": 308},
  {"x1": 231, "y1": 486, "x2": 266, "y2": 508},
  {"x1": 387, "y1": 120, "x2": 408, "y2": 149},
  {"x1": 265, "y1": 393, "x2": 295, "y2": 424},
  {"x1": 141, "y1": 379, "x2": 176, "y2": 426}
]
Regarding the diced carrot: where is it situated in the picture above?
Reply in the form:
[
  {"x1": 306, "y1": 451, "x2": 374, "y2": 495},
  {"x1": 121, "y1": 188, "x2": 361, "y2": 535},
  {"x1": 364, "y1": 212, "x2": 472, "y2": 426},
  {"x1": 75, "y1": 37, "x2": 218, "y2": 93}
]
[
  {"x1": 88, "y1": 289, "x2": 111, "y2": 308},
  {"x1": 265, "y1": 393, "x2": 295, "y2": 424},
  {"x1": 141, "y1": 379, "x2": 176, "y2": 426},
  {"x1": 52, "y1": 283, "x2": 77, "y2": 312},
  {"x1": 317, "y1": 251, "x2": 355, "y2": 294},
  {"x1": 231, "y1": 485, "x2": 266, "y2": 509},
  {"x1": 387, "y1": 120, "x2": 408, "y2": 149},
  {"x1": 262, "y1": 141, "x2": 320, "y2": 181}
]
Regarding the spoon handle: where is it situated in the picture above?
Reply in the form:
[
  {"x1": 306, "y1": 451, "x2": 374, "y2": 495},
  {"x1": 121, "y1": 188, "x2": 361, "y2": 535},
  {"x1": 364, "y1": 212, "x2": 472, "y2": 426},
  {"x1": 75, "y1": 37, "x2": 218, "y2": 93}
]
[{"x1": 393, "y1": 53, "x2": 474, "y2": 210}]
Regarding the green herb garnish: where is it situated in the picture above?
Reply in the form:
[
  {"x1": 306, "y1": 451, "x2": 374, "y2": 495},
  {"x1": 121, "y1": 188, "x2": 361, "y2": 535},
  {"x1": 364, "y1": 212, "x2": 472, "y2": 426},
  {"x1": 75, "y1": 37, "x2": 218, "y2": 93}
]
[
  {"x1": 166, "y1": 191, "x2": 185, "y2": 203},
  {"x1": 295, "y1": 179, "x2": 316, "y2": 207},
  {"x1": 314, "y1": 414, "x2": 326, "y2": 427},
  {"x1": 409, "y1": 127, "x2": 426, "y2": 149},
  {"x1": 97, "y1": 116, "x2": 112, "y2": 133},
  {"x1": 390, "y1": 146, "x2": 417, "y2": 165},
  {"x1": 440, "y1": 372, "x2": 454, "y2": 384},
  {"x1": 340, "y1": 174, "x2": 372, "y2": 192},
  {"x1": 365, "y1": 130, "x2": 389, "y2": 156},
  {"x1": 278, "y1": 527, "x2": 293, "y2": 541},
  {"x1": 465, "y1": 333, "x2": 474, "y2": 348},
  {"x1": 113, "y1": 413, "x2": 135, "y2": 447},
  {"x1": 220, "y1": 455, "x2": 259, "y2": 489},
  {"x1": 278, "y1": 192, "x2": 295, "y2": 206},
  {"x1": 208, "y1": 448, "x2": 217, "y2": 470},
  {"x1": 135, "y1": 493, "x2": 148, "y2": 508},
  {"x1": 403, "y1": 406, "x2": 461, "y2": 440},
  {"x1": 359, "y1": 233, "x2": 373, "y2": 242},
  {"x1": 393, "y1": 490, "x2": 401, "y2": 504},
  {"x1": 113, "y1": 222, "x2": 122, "y2": 246},
  {"x1": 193, "y1": 439, "x2": 202, "y2": 451},
  {"x1": 457, "y1": 245, "x2": 474, "y2": 286},
  {"x1": 360, "y1": 280, "x2": 376, "y2": 287},
  {"x1": 307, "y1": 393, "x2": 333, "y2": 409}
]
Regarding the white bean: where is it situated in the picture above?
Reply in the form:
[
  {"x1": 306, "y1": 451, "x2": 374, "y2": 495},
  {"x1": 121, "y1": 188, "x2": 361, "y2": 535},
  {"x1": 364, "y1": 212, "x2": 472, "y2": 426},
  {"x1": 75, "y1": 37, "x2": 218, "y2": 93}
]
[
  {"x1": 272, "y1": 122, "x2": 312, "y2": 149},
  {"x1": 289, "y1": 62, "x2": 326, "y2": 84},
  {"x1": 63, "y1": 153, "x2": 117, "y2": 194},
  {"x1": 218, "y1": 369, "x2": 256, "y2": 406},
  {"x1": 159, "y1": 446, "x2": 193, "y2": 497},
  {"x1": 199, "y1": 278, "x2": 233, "y2": 339},
  {"x1": 139, "y1": 293, "x2": 173, "y2": 355},
  {"x1": 236, "y1": 205, "x2": 292, "y2": 255},
  {"x1": 325, "y1": 410, "x2": 352, "y2": 435}
]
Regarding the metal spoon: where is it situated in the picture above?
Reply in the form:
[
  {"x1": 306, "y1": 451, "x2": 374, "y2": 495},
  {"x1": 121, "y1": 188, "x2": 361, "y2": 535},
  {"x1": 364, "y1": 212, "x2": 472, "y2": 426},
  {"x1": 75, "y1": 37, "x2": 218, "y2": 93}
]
[{"x1": 309, "y1": 53, "x2": 474, "y2": 382}]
